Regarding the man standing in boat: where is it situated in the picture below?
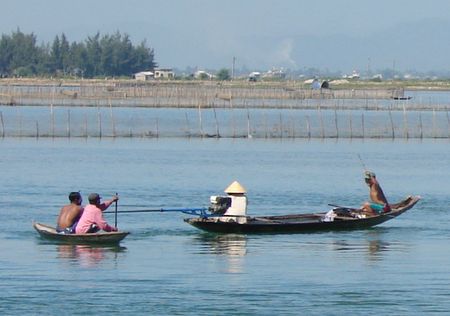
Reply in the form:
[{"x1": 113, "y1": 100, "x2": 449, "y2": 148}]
[
  {"x1": 56, "y1": 191, "x2": 84, "y2": 234},
  {"x1": 75, "y1": 193, "x2": 118, "y2": 234},
  {"x1": 362, "y1": 171, "x2": 391, "y2": 215}
]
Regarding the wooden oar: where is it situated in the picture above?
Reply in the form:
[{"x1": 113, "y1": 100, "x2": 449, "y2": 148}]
[
  {"x1": 105, "y1": 207, "x2": 207, "y2": 214},
  {"x1": 114, "y1": 192, "x2": 118, "y2": 228}
]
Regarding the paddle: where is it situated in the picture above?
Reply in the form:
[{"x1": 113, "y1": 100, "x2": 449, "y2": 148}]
[
  {"x1": 104, "y1": 207, "x2": 207, "y2": 214},
  {"x1": 114, "y1": 192, "x2": 118, "y2": 228}
]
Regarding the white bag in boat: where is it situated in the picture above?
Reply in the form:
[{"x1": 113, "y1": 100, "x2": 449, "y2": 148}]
[{"x1": 323, "y1": 210, "x2": 337, "y2": 222}]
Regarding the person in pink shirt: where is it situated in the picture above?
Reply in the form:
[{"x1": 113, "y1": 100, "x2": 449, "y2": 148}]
[{"x1": 75, "y1": 193, "x2": 119, "y2": 234}]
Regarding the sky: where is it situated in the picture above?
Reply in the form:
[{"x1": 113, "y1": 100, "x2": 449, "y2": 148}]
[{"x1": 2, "y1": 0, "x2": 450, "y2": 73}]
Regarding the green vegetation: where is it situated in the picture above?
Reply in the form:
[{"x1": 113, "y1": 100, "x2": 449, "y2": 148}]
[
  {"x1": 0, "y1": 29, "x2": 156, "y2": 78},
  {"x1": 216, "y1": 68, "x2": 230, "y2": 81}
]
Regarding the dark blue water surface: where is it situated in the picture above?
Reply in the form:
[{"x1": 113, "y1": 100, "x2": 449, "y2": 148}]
[{"x1": 1, "y1": 138, "x2": 449, "y2": 315}]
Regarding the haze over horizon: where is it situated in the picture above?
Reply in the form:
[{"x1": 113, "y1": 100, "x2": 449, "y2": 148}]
[{"x1": 2, "y1": 0, "x2": 450, "y2": 74}]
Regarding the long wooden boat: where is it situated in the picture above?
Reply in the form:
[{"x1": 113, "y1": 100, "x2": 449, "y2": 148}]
[
  {"x1": 33, "y1": 222, "x2": 129, "y2": 244},
  {"x1": 184, "y1": 196, "x2": 420, "y2": 234}
]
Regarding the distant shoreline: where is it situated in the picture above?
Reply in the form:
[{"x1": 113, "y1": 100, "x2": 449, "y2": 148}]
[
  {"x1": 1, "y1": 78, "x2": 450, "y2": 109},
  {"x1": 1, "y1": 77, "x2": 450, "y2": 90}
]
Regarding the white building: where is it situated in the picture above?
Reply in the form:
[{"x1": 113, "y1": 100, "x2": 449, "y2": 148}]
[
  {"x1": 154, "y1": 68, "x2": 174, "y2": 79},
  {"x1": 134, "y1": 71, "x2": 154, "y2": 81}
]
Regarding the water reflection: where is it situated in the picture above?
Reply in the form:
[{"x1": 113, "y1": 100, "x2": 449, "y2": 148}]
[
  {"x1": 57, "y1": 244, "x2": 127, "y2": 267},
  {"x1": 331, "y1": 230, "x2": 402, "y2": 262},
  {"x1": 194, "y1": 234, "x2": 247, "y2": 273}
]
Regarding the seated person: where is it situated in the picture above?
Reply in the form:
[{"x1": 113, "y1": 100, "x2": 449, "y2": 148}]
[
  {"x1": 75, "y1": 193, "x2": 118, "y2": 234},
  {"x1": 56, "y1": 192, "x2": 84, "y2": 234},
  {"x1": 361, "y1": 171, "x2": 390, "y2": 216}
]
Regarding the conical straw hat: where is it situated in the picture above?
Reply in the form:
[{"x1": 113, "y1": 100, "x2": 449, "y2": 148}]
[{"x1": 224, "y1": 181, "x2": 247, "y2": 194}]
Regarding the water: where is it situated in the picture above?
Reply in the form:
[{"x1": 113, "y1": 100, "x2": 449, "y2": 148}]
[{"x1": 1, "y1": 138, "x2": 449, "y2": 315}]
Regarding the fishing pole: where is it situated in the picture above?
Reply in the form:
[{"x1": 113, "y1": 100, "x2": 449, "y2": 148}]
[{"x1": 357, "y1": 153, "x2": 368, "y2": 172}]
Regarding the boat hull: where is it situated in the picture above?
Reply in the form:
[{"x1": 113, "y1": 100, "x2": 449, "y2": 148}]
[
  {"x1": 33, "y1": 222, "x2": 129, "y2": 244},
  {"x1": 185, "y1": 196, "x2": 420, "y2": 234}
]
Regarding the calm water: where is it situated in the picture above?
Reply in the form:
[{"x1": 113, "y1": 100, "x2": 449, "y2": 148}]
[{"x1": 1, "y1": 138, "x2": 449, "y2": 315}]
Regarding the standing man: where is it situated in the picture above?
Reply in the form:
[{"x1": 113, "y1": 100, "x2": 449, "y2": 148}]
[
  {"x1": 56, "y1": 192, "x2": 84, "y2": 234},
  {"x1": 75, "y1": 193, "x2": 119, "y2": 234},
  {"x1": 362, "y1": 171, "x2": 390, "y2": 215}
]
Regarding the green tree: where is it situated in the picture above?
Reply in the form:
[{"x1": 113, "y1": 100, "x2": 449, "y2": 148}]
[
  {"x1": 0, "y1": 30, "x2": 157, "y2": 78},
  {"x1": 60, "y1": 33, "x2": 70, "y2": 74},
  {"x1": 9, "y1": 29, "x2": 41, "y2": 76},
  {"x1": 216, "y1": 68, "x2": 230, "y2": 81},
  {"x1": 50, "y1": 35, "x2": 61, "y2": 72},
  {"x1": 85, "y1": 32, "x2": 101, "y2": 77}
]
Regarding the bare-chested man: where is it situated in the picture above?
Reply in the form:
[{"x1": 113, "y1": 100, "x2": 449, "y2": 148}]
[
  {"x1": 56, "y1": 192, "x2": 84, "y2": 234},
  {"x1": 361, "y1": 171, "x2": 390, "y2": 216}
]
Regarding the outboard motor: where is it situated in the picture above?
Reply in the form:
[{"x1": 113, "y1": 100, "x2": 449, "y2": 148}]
[{"x1": 208, "y1": 196, "x2": 231, "y2": 215}]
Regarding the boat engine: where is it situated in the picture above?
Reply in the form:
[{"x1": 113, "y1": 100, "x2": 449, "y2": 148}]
[{"x1": 208, "y1": 196, "x2": 231, "y2": 215}]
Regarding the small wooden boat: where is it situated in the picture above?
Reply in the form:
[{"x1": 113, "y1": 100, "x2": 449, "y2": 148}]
[
  {"x1": 33, "y1": 222, "x2": 130, "y2": 244},
  {"x1": 184, "y1": 196, "x2": 420, "y2": 234},
  {"x1": 392, "y1": 96, "x2": 412, "y2": 100}
]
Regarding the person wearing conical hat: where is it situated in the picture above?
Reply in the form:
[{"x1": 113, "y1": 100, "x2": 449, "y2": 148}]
[{"x1": 223, "y1": 181, "x2": 247, "y2": 217}]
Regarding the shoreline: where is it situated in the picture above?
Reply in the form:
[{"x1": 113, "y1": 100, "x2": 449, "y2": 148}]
[{"x1": 0, "y1": 78, "x2": 409, "y2": 109}]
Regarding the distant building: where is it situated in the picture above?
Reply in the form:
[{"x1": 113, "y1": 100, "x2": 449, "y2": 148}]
[
  {"x1": 194, "y1": 70, "x2": 213, "y2": 79},
  {"x1": 248, "y1": 72, "x2": 261, "y2": 82},
  {"x1": 154, "y1": 68, "x2": 175, "y2": 79},
  {"x1": 342, "y1": 70, "x2": 360, "y2": 79},
  {"x1": 134, "y1": 71, "x2": 154, "y2": 81},
  {"x1": 263, "y1": 68, "x2": 286, "y2": 79}
]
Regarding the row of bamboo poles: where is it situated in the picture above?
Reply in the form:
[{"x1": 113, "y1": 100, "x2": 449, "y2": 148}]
[
  {"x1": 0, "y1": 82, "x2": 404, "y2": 109},
  {"x1": 1, "y1": 105, "x2": 449, "y2": 139}
]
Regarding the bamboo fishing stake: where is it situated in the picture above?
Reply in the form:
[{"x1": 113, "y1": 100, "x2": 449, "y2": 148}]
[
  {"x1": 318, "y1": 105, "x2": 325, "y2": 139},
  {"x1": 388, "y1": 109, "x2": 395, "y2": 139},
  {"x1": 67, "y1": 109, "x2": 71, "y2": 138},
  {"x1": 446, "y1": 108, "x2": 450, "y2": 138},
  {"x1": 17, "y1": 108, "x2": 22, "y2": 137},
  {"x1": 402, "y1": 103, "x2": 409, "y2": 139},
  {"x1": 334, "y1": 107, "x2": 339, "y2": 138},
  {"x1": 279, "y1": 112, "x2": 283, "y2": 138},
  {"x1": 184, "y1": 112, "x2": 191, "y2": 137},
  {"x1": 97, "y1": 108, "x2": 102, "y2": 138},
  {"x1": 349, "y1": 112, "x2": 353, "y2": 139},
  {"x1": 81, "y1": 113, "x2": 86, "y2": 138},
  {"x1": 306, "y1": 115, "x2": 311, "y2": 139},
  {"x1": 361, "y1": 113, "x2": 365, "y2": 139},
  {"x1": 213, "y1": 106, "x2": 220, "y2": 137},
  {"x1": 291, "y1": 116, "x2": 296, "y2": 138},
  {"x1": 432, "y1": 108, "x2": 437, "y2": 138},
  {"x1": 264, "y1": 110, "x2": 268, "y2": 139},
  {"x1": 0, "y1": 111, "x2": 4, "y2": 138},
  {"x1": 198, "y1": 101, "x2": 204, "y2": 137},
  {"x1": 246, "y1": 105, "x2": 252, "y2": 138},
  {"x1": 50, "y1": 104, "x2": 54, "y2": 137},
  {"x1": 418, "y1": 112, "x2": 423, "y2": 139},
  {"x1": 109, "y1": 98, "x2": 116, "y2": 137}
]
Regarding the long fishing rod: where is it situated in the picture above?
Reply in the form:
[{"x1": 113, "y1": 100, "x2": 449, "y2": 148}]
[{"x1": 357, "y1": 153, "x2": 368, "y2": 172}]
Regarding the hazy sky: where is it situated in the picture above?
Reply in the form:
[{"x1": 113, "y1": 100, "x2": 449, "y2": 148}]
[{"x1": 2, "y1": 0, "x2": 450, "y2": 73}]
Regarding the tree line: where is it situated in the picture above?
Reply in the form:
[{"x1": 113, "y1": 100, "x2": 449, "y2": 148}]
[{"x1": 0, "y1": 29, "x2": 156, "y2": 78}]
